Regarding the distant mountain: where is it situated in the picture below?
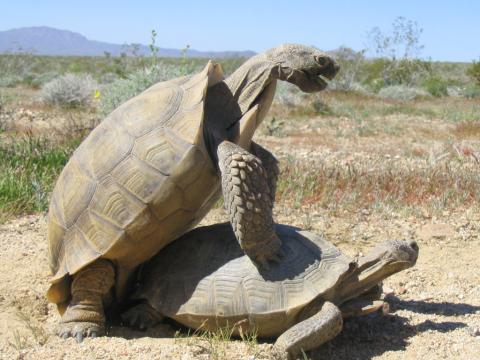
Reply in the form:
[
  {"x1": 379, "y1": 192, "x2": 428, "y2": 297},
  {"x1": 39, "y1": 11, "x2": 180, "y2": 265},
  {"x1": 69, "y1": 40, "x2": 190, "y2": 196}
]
[{"x1": 0, "y1": 26, "x2": 255, "y2": 58}]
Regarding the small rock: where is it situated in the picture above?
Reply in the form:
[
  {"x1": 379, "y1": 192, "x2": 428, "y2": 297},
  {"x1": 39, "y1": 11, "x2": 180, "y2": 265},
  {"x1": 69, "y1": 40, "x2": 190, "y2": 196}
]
[
  {"x1": 396, "y1": 287, "x2": 407, "y2": 295},
  {"x1": 468, "y1": 326, "x2": 480, "y2": 337}
]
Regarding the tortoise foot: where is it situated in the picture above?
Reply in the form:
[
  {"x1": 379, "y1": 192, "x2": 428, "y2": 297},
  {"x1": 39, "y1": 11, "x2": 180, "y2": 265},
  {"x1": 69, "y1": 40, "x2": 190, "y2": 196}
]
[
  {"x1": 122, "y1": 302, "x2": 163, "y2": 330},
  {"x1": 58, "y1": 321, "x2": 104, "y2": 342}
]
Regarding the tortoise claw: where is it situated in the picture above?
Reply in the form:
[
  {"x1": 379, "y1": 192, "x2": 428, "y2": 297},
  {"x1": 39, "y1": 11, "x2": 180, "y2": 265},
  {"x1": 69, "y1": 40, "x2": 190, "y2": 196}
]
[
  {"x1": 75, "y1": 331, "x2": 84, "y2": 343},
  {"x1": 58, "y1": 321, "x2": 104, "y2": 341}
]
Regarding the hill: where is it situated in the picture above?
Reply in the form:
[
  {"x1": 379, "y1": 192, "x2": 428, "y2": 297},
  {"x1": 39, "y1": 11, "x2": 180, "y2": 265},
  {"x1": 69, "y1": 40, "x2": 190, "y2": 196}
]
[{"x1": 0, "y1": 26, "x2": 255, "y2": 58}]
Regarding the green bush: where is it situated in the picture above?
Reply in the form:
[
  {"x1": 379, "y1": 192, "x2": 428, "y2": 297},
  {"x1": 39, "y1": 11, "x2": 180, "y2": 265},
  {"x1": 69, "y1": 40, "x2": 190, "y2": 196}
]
[
  {"x1": 422, "y1": 75, "x2": 448, "y2": 97},
  {"x1": 466, "y1": 60, "x2": 480, "y2": 84},
  {"x1": 462, "y1": 83, "x2": 480, "y2": 99},
  {"x1": 28, "y1": 72, "x2": 59, "y2": 88},
  {"x1": 378, "y1": 85, "x2": 430, "y2": 101},
  {"x1": 41, "y1": 73, "x2": 98, "y2": 108},
  {"x1": 0, "y1": 74, "x2": 23, "y2": 88},
  {"x1": 99, "y1": 63, "x2": 185, "y2": 116},
  {"x1": 274, "y1": 82, "x2": 305, "y2": 108}
]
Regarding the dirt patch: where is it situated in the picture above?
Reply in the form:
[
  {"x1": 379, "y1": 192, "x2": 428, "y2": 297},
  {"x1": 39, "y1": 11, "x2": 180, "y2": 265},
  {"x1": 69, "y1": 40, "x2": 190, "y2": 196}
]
[{"x1": 0, "y1": 210, "x2": 478, "y2": 359}]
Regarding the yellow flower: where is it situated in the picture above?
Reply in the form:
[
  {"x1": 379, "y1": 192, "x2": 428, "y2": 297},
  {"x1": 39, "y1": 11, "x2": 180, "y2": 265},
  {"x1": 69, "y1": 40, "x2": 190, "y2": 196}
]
[{"x1": 94, "y1": 89, "x2": 101, "y2": 99}]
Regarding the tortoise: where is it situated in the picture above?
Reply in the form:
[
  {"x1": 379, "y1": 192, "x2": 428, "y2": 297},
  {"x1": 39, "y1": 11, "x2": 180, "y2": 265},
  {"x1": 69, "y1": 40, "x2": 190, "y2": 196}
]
[
  {"x1": 46, "y1": 44, "x2": 339, "y2": 340},
  {"x1": 122, "y1": 222, "x2": 419, "y2": 359}
]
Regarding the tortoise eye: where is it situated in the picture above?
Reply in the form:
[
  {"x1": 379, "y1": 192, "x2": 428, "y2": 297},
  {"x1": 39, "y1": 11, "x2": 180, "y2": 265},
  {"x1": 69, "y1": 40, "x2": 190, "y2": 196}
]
[{"x1": 315, "y1": 56, "x2": 328, "y2": 67}]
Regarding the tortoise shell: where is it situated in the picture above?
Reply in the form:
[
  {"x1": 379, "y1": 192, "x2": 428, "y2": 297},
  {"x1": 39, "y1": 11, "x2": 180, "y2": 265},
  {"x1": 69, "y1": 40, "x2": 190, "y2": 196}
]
[
  {"x1": 47, "y1": 62, "x2": 224, "y2": 311},
  {"x1": 134, "y1": 223, "x2": 353, "y2": 337}
]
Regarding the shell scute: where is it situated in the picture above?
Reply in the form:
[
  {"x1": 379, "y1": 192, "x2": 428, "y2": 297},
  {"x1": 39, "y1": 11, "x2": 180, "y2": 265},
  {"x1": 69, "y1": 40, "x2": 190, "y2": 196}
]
[{"x1": 111, "y1": 154, "x2": 169, "y2": 203}]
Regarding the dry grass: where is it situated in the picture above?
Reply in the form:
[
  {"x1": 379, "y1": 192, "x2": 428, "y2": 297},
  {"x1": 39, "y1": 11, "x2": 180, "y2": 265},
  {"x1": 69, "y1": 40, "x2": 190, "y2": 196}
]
[
  {"x1": 453, "y1": 121, "x2": 480, "y2": 138},
  {"x1": 276, "y1": 156, "x2": 479, "y2": 216},
  {"x1": 174, "y1": 322, "x2": 260, "y2": 360}
]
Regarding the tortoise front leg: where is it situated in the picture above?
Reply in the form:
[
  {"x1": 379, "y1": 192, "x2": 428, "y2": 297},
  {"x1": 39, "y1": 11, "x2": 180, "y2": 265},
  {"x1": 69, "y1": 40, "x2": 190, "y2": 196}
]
[
  {"x1": 217, "y1": 140, "x2": 281, "y2": 268},
  {"x1": 273, "y1": 302, "x2": 343, "y2": 360},
  {"x1": 250, "y1": 141, "x2": 279, "y2": 204},
  {"x1": 58, "y1": 259, "x2": 114, "y2": 342}
]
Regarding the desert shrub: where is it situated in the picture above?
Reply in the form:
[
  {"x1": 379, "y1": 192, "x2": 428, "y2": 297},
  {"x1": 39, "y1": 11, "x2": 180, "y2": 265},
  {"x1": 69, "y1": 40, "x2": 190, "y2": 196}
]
[
  {"x1": 466, "y1": 59, "x2": 480, "y2": 84},
  {"x1": 0, "y1": 75, "x2": 23, "y2": 88},
  {"x1": 462, "y1": 83, "x2": 480, "y2": 99},
  {"x1": 366, "y1": 17, "x2": 433, "y2": 88},
  {"x1": 0, "y1": 90, "x2": 4, "y2": 111},
  {"x1": 378, "y1": 85, "x2": 430, "y2": 101},
  {"x1": 311, "y1": 98, "x2": 334, "y2": 115},
  {"x1": 40, "y1": 73, "x2": 97, "y2": 108},
  {"x1": 98, "y1": 72, "x2": 119, "y2": 84},
  {"x1": 29, "y1": 72, "x2": 59, "y2": 88},
  {"x1": 328, "y1": 47, "x2": 368, "y2": 92},
  {"x1": 274, "y1": 82, "x2": 306, "y2": 107},
  {"x1": 99, "y1": 63, "x2": 185, "y2": 116},
  {"x1": 422, "y1": 75, "x2": 448, "y2": 97}
]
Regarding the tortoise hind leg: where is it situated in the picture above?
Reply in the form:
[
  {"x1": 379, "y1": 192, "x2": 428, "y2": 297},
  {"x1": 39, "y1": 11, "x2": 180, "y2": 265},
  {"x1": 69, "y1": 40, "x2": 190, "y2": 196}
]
[
  {"x1": 58, "y1": 259, "x2": 114, "y2": 342},
  {"x1": 273, "y1": 302, "x2": 343, "y2": 360},
  {"x1": 217, "y1": 140, "x2": 282, "y2": 269},
  {"x1": 121, "y1": 301, "x2": 164, "y2": 330}
]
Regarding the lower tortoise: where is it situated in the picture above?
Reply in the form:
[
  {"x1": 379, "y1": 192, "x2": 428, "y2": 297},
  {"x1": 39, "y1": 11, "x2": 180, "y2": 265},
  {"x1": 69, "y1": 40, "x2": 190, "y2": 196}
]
[{"x1": 123, "y1": 223, "x2": 419, "y2": 359}]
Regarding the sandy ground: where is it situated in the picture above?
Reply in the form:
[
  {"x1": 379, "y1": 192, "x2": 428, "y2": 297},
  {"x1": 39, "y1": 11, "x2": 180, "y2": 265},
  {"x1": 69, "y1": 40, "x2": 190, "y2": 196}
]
[{"x1": 0, "y1": 207, "x2": 478, "y2": 360}]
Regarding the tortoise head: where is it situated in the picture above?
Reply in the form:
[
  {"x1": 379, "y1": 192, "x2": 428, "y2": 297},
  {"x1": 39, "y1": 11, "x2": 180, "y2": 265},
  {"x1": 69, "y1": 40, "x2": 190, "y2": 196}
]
[
  {"x1": 336, "y1": 239, "x2": 419, "y2": 304},
  {"x1": 265, "y1": 44, "x2": 339, "y2": 92}
]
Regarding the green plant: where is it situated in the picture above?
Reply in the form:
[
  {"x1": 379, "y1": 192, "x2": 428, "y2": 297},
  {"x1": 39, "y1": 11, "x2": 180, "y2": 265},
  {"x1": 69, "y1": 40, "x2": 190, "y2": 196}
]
[
  {"x1": 99, "y1": 63, "x2": 184, "y2": 116},
  {"x1": 0, "y1": 137, "x2": 78, "y2": 223},
  {"x1": 378, "y1": 85, "x2": 429, "y2": 101},
  {"x1": 422, "y1": 75, "x2": 448, "y2": 97},
  {"x1": 263, "y1": 117, "x2": 285, "y2": 137},
  {"x1": 466, "y1": 59, "x2": 480, "y2": 84},
  {"x1": 367, "y1": 17, "x2": 431, "y2": 86},
  {"x1": 40, "y1": 73, "x2": 98, "y2": 108},
  {"x1": 149, "y1": 29, "x2": 160, "y2": 66},
  {"x1": 328, "y1": 46, "x2": 367, "y2": 91},
  {"x1": 311, "y1": 98, "x2": 334, "y2": 115},
  {"x1": 462, "y1": 83, "x2": 480, "y2": 98},
  {"x1": 28, "y1": 71, "x2": 59, "y2": 88},
  {"x1": 179, "y1": 44, "x2": 195, "y2": 75}
]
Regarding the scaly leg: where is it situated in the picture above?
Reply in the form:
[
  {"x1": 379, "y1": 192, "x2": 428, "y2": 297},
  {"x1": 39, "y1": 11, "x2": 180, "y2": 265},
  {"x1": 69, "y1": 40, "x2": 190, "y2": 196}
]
[
  {"x1": 250, "y1": 141, "x2": 279, "y2": 204},
  {"x1": 273, "y1": 302, "x2": 343, "y2": 360},
  {"x1": 217, "y1": 141, "x2": 281, "y2": 268},
  {"x1": 58, "y1": 259, "x2": 114, "y2": 342}
]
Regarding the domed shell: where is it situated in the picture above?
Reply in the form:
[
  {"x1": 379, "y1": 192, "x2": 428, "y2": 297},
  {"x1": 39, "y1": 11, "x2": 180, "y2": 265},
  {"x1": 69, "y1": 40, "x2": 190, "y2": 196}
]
[
  {"x1": 47, "y1": 62, "x2": 224, "y2": 311},
  {"x1": 134, "y1": 223, "x2": 353, "y2": 337}
]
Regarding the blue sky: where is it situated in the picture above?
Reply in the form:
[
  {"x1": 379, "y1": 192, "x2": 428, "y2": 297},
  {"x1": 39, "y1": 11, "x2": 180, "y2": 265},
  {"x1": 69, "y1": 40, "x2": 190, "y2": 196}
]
[{"x1": 1, "y1": 0, "x2": 478, "y2": 61}]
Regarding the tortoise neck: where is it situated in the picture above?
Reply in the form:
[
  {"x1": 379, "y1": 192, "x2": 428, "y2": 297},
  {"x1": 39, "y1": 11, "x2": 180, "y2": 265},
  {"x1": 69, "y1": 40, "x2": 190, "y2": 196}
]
[
  {"x1": 224, "y1": 53, "x2": 280, "y2": 116},
  {"x1": 334, "y1": 256, "x2": 410, "y2": 304}
]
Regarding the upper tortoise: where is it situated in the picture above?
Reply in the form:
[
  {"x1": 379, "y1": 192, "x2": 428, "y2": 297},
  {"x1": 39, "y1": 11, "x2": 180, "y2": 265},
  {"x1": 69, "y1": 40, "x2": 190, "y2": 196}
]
[
  {"x1": 46, "y1": 44, "x2": 339, "y2": 340},
  {"x1": 123, "y1": 223, "x2": 419, "y2": 360}
]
